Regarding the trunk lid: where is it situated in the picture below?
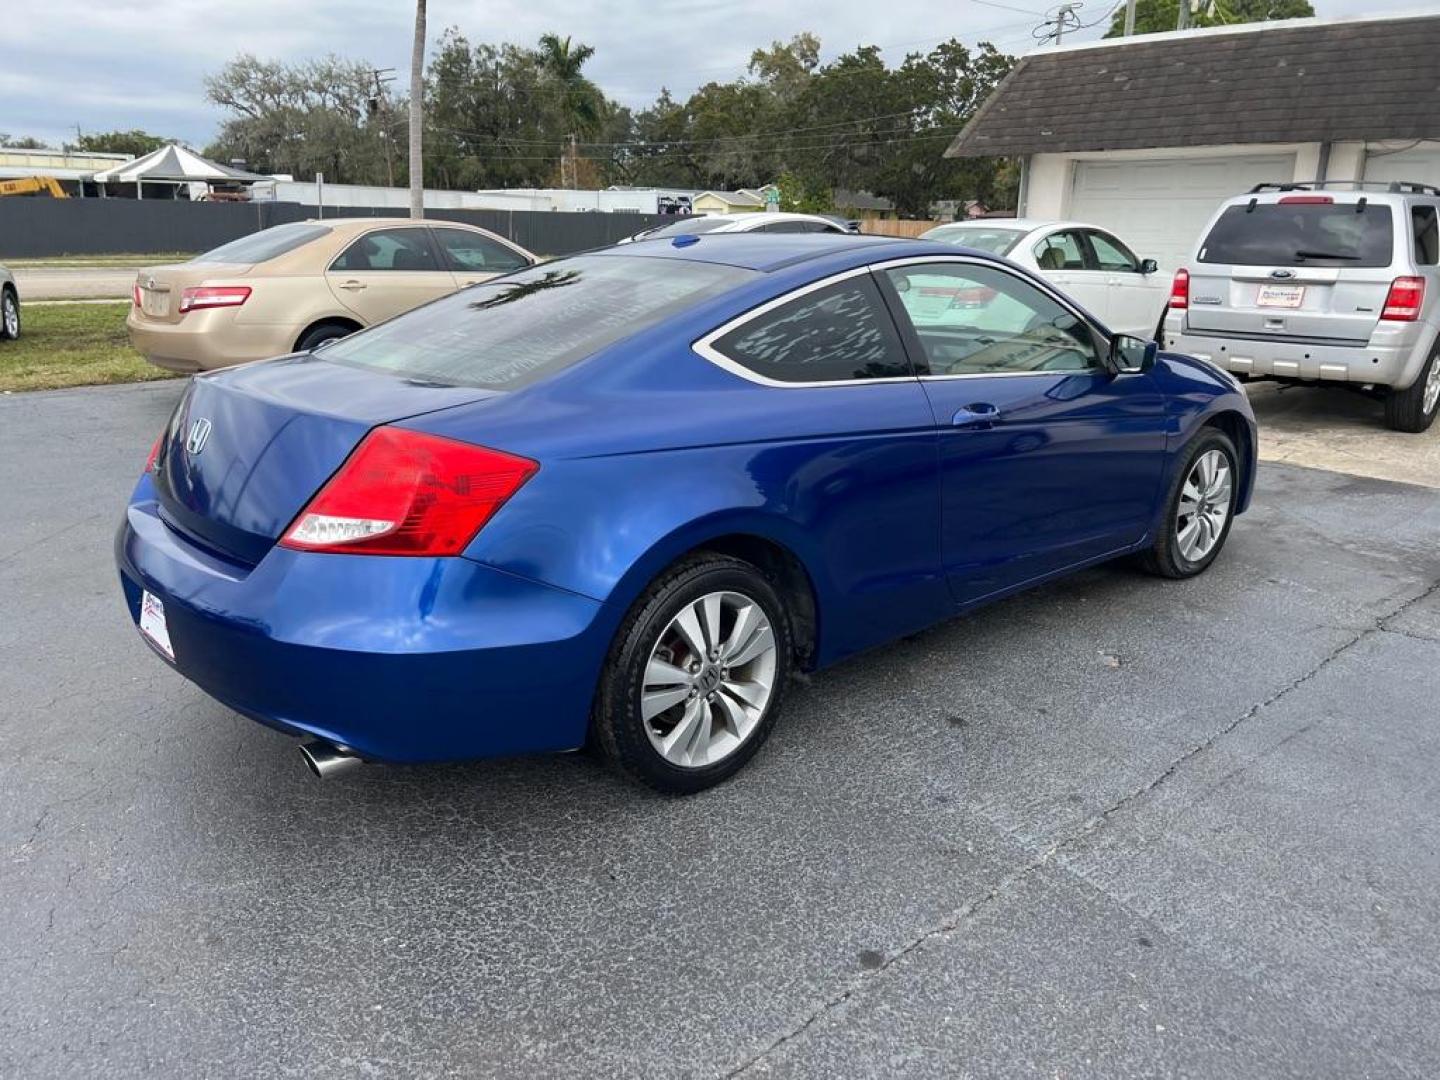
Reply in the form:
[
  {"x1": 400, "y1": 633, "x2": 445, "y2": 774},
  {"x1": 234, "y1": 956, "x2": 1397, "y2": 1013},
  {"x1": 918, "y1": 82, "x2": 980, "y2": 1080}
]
[
  {"x1": 132, "y1": 261, "x2": 254, "y2": 326},
  {"x1": 153, "y1": 355, "x2": 499, "y2": 565},
  {"x1": 1184, "y1": 264, "x2": 1393, "y2": 343}
]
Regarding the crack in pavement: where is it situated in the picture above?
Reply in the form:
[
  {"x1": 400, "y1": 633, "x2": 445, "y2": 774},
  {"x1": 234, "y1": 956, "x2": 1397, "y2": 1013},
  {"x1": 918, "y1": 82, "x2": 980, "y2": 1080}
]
[{"x1": 721, "y1": 574, "x2": 1440, "y2": 1079}]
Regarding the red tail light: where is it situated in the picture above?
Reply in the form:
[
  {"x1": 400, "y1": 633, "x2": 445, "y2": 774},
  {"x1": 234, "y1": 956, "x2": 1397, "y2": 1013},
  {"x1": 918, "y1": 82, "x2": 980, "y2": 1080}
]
[
  {"x1": 280, "y1": 427, "x2": 538, "y2": 556},
  {"x1": 145, "y1": 432, "x2": 164, "y2": 472},
  {"x1": 1381, "y1": 276, "x2": 1425, "y2": 321},
  {"x1": 179, "y1": 286, "x2": 251, "y2": 314},
  {"x1": 1277, "y1": 195, "x2": 1333, "y2": 205},
  {"x1": 1168, "y1": 268, "x2": 1190, "y2": 310},
  {"x1": 132, "y1": 284, "x2": 143, "y2": 308}
]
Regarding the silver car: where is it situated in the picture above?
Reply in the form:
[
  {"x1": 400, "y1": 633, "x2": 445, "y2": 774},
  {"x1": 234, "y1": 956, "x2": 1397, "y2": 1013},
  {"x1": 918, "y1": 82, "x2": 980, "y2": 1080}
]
[
  {"x1": 1163, "y1": 182, "x2": 1440, "y2": 432},
  {"x1": 0, "y1": 264, "x2": 18, "y2": 342}
]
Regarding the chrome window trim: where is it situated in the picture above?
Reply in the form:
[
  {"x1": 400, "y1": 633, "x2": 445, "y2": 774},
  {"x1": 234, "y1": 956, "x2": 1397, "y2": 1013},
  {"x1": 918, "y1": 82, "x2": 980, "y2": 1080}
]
[{"x1": 692, "y1": 254, "x2": 1106, "y2": 387}]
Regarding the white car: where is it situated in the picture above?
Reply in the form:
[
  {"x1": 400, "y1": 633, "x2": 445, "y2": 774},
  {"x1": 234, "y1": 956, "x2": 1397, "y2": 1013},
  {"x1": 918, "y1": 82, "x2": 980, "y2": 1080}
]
[
  {"x1": 921, "y1": 219, "x2": 1168, "y2": 339},
  {"x1": 621, "y1": 212, "x2": 852, "y2": 243}
]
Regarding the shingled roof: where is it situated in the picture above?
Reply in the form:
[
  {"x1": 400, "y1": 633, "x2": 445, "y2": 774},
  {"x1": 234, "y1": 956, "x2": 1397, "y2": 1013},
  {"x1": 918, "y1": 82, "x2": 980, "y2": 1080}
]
[{"x1": 946, "y1": 13, "x2": 1440, "y2": 159}]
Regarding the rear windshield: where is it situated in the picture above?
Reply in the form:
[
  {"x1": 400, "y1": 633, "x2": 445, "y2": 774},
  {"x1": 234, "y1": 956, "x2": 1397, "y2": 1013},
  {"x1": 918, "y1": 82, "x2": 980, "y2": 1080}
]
[
  {"x1": 321, "y1": 254, "x2": 756, "y2": 389},
  {"x1": 921, "y1": 225, "x2": 1025, "y2": 255},
  {"x1": 639, "y1": 217, "x2": 729, "y2": 239},
  {"x1": 1199, "y1": 203, "x2": 1395, "y2": 268},
  {"x1": 193, "y1": 223, "x2": 332, "y2": 265}
]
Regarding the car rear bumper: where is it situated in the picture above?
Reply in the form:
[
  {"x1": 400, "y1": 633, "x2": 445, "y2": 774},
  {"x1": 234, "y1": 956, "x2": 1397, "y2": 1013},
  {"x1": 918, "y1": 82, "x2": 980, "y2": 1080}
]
[
  {"x1": 1163, "y1": 316, "x2": 1433, "y2": 389},
  {"x1": 115, "y1": 480, "x2": 613, "y2": 763},
  {"x1": 126, "y1": 307, "x2": 298, "y2": 372}
]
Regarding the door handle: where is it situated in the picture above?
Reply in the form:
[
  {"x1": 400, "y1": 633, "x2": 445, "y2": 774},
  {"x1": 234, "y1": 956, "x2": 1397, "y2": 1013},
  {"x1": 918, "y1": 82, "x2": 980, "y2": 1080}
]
[
  {"x1": 951, "y1": 403, "x2": 1001, "y2": 428},
  {"x1": 338, "y1": 280, "x2": 367, "y2": 291}
]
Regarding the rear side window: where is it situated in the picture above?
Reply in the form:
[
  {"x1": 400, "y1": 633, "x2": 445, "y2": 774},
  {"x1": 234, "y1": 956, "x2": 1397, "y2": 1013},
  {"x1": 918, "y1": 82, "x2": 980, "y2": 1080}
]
[
  {"x1": 643, "y1": 217, "x2": 728, "y2": 239},
  {"x1": 331, "y1": 228, "x2": 440, "y2": 271},
  {"x1": 322, "y1": 254, "x2": 755, "y2": 389},
  {"x1": 1199, "y1": 203, "x2": 1395, "y2": 268},
  {"x1": 192, "y1": 223, "x2": 331, "y2": 265},
  {"x1": 708, "y1": 276, "x2": 910, "y2": 384},
  {"x1": 1034, "y1": 231, "x2": 1088, "y2": 270},
  {"x1": 1412, "y1": 206, "x2": 1439, "y2": 265}
]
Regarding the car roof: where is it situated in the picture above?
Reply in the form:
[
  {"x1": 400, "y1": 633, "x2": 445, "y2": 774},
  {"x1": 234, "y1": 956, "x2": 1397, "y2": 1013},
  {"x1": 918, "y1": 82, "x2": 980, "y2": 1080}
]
[
  {"x1": 301, "y1": 217, "x2": 493, "y2": 234},
  {"x1": 593, "y1": 232, "x2": 975, "y2": 272},
  {"x1": 926, "y1": 218, "x2": 1105, "y2": 234}
]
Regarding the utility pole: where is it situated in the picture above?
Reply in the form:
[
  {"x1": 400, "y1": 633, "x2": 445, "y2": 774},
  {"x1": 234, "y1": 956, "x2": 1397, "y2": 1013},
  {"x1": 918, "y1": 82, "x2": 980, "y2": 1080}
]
[
  {"x1": 408, "y1": 0, "x2": 426, "y2": 219},
  {"x1": 369, "y1": 67, "x2": 397, "y2": 189},
  {"x1": 568, "y1": 134, "x2": 578, "y2": 190},
  {"x1": 1046, "y1": 3, "x2": 1080, "y2": 45},
  {"x1": 1124, "y1": 0, "x2": 1137, "y2": 35}
]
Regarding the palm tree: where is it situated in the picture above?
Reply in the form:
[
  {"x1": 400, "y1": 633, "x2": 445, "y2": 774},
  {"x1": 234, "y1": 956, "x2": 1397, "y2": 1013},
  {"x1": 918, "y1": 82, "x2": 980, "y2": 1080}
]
[
  {"x1": 537, "y1": 33, "x2": 604, "y2": 134},
  {"x1": 409, "y1": 0, "x2": 426, "y2": 218}
]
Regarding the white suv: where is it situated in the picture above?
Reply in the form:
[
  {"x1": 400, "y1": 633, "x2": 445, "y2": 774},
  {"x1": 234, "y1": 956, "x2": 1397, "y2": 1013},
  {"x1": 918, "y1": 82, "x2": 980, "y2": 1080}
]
[{"x1": 1162, "y1": 182, "x2": 1440, "y2": 432}]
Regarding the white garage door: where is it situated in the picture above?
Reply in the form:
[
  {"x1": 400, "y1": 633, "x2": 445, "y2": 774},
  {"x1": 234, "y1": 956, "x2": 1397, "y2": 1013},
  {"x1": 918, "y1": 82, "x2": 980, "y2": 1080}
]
[
  {"x1": 1070, "y1": 154, "x2": 1297, "y2": 274},
  {"x1": 1363, "y1": 144, "x2": 1440, "y2": 190}
]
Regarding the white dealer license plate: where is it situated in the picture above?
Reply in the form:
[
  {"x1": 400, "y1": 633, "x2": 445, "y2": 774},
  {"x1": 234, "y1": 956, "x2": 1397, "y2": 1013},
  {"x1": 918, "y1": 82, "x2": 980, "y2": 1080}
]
[
  {"x1": 1257, "y1": 284, "x2": 1305, "y2": 308},
  {"x1": 141, "y1": 289, "x2": 169, "y2": 318},
  {"x1": 138, "y1": 590, "x2": 175, "y2": 660}
]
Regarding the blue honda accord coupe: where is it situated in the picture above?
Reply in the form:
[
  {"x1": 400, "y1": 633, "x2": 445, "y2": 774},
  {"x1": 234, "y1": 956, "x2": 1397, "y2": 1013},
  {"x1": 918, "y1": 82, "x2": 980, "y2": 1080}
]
[{"x1": 116, "y1": 233, "x2": 1255, "y2": 793}]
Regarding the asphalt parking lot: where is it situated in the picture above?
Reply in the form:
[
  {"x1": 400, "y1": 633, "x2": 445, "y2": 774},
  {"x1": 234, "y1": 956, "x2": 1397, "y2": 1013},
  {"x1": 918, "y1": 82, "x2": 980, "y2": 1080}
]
[{"x1": 3, "y1": 380, "x2": 1438, "y2": 1079}]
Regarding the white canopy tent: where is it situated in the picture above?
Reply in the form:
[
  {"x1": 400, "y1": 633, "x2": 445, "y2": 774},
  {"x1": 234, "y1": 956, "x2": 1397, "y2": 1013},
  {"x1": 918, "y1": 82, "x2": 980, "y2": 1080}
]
[{"x1": 89, "y1": 144, "x2": 268, "y2": 199}]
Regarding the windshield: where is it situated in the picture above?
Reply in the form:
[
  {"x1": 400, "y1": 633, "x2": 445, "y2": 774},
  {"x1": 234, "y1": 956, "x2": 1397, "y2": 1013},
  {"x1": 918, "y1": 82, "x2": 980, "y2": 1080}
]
[
  {"x1": 638, "y1": 217, "x2": 730, "y2": 239},
  {"x1": 921, "y1": 225, "x2": 1026, "y2": 256},
  {"x1": 322, "y1": 254, "x2": 756, "y2": 389},
  {"x1": 192, "y1": 223, "x2": 332, "y2": 265},
  {"x1": 1199, "y1": 203, "x2": 1396, "y2": 268}
]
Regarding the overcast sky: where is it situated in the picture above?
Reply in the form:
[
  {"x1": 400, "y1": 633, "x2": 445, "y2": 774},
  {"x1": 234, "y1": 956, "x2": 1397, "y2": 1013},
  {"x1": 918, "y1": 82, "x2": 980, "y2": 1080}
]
[{"x1": 7, "y1": 0, "x2": 1387, "y2": 149}]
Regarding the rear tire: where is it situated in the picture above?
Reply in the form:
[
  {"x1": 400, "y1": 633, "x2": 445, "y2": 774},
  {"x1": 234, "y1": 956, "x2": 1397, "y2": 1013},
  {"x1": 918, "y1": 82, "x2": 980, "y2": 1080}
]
[
  {"x1": 592, "y1": 554, "x2": 792, "y2": 795},
  {"x1": 1139, "y1": 429, "x2": 1239, "y2": 580},
  {"x1": 1383, "y1": 339, "x2": 1440, "y2": 433},
  {"x1": 0, "y1": 288, "x2": 19, "y2": 341},
  {"x1": 295, "y1": 320, "x2": 357, "y2": 353}
]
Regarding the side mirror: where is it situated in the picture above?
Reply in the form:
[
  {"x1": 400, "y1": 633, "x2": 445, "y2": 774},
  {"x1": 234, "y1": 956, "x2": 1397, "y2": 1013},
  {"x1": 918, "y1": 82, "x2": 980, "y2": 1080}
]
[
  {"x1": 1139, "y1": 258, "x2": 1159, "y2": 274},
  {"x1": 1108, "y1": 334, "x2": 1157, "y2": 375}
]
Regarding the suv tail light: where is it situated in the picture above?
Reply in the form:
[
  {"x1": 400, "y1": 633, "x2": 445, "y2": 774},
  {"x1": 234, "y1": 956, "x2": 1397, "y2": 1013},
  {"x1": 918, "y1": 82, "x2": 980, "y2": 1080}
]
[
  {"x1": 1381, "y1": 276, "x2": 1425, "y2": 321},
  {"x1": 280, "y1": 427, "x2": 538, "y2": 556},
  {"x1": 179, "y1": 286, "x2": 251, "y2": 314},
  {"x1": 132, "y1": 284, "x2": 143, "y2": 308},
  {"x1": 1168, "y1": 268, "x2": 1190, "y2": 310}
]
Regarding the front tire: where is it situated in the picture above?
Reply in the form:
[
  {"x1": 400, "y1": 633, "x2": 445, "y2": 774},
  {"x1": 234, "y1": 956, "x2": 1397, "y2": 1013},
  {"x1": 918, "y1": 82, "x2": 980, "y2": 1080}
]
[
  {"x1": 1139, "y1": 429, "x2": 1239, "y2": 579},
  {"x1": 0, "y1": 288, "x2": 19, "y2": 341},
  {"x1": 592, "y1": 554, "x2": 792, "y2": 794},
  {"x1": 1383, "y1": 340, "x2": 1440, "y2": 433}
]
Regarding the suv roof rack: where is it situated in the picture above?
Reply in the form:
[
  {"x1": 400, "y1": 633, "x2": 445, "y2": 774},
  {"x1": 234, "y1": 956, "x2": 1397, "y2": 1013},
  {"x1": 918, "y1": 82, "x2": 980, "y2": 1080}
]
[{"x1": 1248, "y1": 180, "x2": 1440, "y2": 196}]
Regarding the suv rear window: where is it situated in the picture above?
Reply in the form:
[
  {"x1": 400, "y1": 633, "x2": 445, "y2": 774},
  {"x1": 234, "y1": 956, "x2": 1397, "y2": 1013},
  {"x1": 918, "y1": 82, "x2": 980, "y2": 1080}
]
[
  {"x1": 1199, "y1": 203, "x2": 1395, "y2": 268},
  {"x1": 193, "y1": 223, "x2": 331, "y2": 265},
  {"x1": 321, "y1": 254, "x2": 755, "y2": 389}
]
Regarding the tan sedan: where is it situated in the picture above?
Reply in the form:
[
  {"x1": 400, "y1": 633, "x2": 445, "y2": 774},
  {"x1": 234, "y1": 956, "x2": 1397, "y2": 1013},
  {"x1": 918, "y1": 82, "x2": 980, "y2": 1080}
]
[{"x1": 127, "y1": 218, "x2": 536, "y2": 372}]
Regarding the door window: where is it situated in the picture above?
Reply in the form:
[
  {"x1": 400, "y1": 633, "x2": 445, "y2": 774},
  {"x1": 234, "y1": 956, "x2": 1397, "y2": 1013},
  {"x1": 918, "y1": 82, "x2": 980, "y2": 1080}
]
[
  {"x1": 331, "y1": 228, "x2": 440, "y2": 272},
  {"x1": 1086, "y1": 231, "x2": 1140, "y2": 271},
  {"x1": 708, "y1": 276, "x2": 911, "y2": 384},
  {"x1": 882, "y1": 262, "x2": 1101, "y2": 376},
  {"x1": 1033, "y1": 231, "x2": 1089, "y2": 271},
  {"x1": 432, "y1": 227, "x2": 531, "y2": 274}
]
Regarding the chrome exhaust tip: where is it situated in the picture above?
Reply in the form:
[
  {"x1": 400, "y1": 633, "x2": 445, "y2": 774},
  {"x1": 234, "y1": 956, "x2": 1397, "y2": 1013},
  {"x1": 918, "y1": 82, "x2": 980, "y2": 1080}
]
[{"x1": 298, "y1": 739, "x2": 363, "y2": 780}]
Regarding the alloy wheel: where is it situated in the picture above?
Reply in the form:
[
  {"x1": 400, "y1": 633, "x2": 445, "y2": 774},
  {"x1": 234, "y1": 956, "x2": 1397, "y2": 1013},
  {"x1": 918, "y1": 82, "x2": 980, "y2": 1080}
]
[
  {"x1": 1176, "y1": 448, "x2": 1232, "y2": 563},
  {"x1": 641, "y1": 590, "x2": 778, "y2": 769},
  {"x1": 2, "y1": 296, "x2": 16, "y2": 338},
  {"x1": 1423, "y1": 355, "x2": 1440, "y2": 417}
]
